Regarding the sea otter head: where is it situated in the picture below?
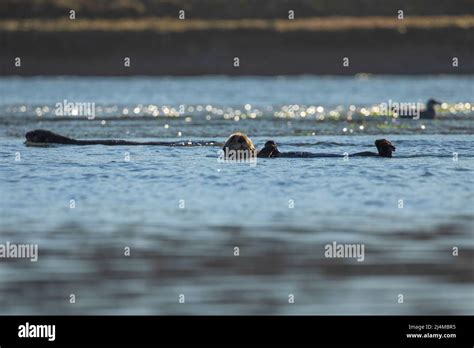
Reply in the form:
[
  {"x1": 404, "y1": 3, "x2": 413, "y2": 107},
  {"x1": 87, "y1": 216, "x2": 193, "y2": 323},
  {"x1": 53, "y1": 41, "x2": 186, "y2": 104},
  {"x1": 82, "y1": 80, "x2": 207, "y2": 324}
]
[
  {"x1": 25, "y1": 129, "x2": 74, "y2": 144},
  {"x1": 427, "y1": 98, "x2": 441, "y2": 108},
  {"x1": 375, "y1": 139, "x2": 396, "y2": 157},
  {"x1": 258, "y1": 140, "x2": 280, "y2": 158},
  {"x1": 222, "y1": 132, "x2": 257, "y2": 158}
]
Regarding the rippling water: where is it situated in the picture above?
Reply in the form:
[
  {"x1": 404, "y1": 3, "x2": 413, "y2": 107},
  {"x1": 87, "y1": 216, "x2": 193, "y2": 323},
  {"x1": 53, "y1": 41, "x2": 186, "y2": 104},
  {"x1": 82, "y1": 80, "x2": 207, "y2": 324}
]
[{"x1": 0, "y1": 76, "x2": 473, "y2": 314}]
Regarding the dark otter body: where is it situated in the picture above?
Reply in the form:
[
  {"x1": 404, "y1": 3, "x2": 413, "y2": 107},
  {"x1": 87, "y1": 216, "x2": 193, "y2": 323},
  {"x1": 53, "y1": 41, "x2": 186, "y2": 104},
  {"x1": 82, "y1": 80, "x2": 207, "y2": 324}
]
[
  {"x1": 25, "y1": 130, "x2": 217, "y2": 147},
  {"x1": 261, "y1": 151, "x2": 377, "y2": 158},
  {"x1": 257, "y1": 139, "x2": 395, "y2": 158},
  {"x1": 266, "y1": 151, "x2": 342, "y2": 158},
  {"x1": 26, "y1": 130, "x2": 396, "y2": 158},
  {"x1": 398, "y1": 98, "x2": 441, "y2": 119},
  {"x1": 350, "y1": 151, "x2": 378, "y2": 157}
]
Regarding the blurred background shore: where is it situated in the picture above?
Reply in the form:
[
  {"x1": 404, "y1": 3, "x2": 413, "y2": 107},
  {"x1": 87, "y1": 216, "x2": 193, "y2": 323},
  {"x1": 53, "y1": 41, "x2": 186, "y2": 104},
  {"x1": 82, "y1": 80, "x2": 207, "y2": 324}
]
[{"x1": 1, "y1": 0, "x2": 473, "y2": 75}]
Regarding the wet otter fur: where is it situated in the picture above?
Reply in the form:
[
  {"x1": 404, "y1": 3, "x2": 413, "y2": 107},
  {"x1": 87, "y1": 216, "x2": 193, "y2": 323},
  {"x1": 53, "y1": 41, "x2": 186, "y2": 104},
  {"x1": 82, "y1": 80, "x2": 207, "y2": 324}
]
[
  {"x1": 397, "y1": 98, "x2": 441, "y2": 119},
  {"x1": 257, "y1": 140, "x2": 280, "y2": 158},
  {"x1": 25, "y1": 129, "x2": 395, "y2": 158},
  {"x1": 350, "y1": 139, "x2": 396, "y2": 157},
  {"x1": 24, "y1": 129, "x2": 216, "y2": 147},
  {"x1": 25, "y1": 129, "x2": 77, "y2": 146},
  {"x1": 257, "y1": 138, "x2": 396, "y2": 158},
  {"x1": 375, "y1": 139, "x2": 396, "y2": 157},
  {"x1": 222, "y1": 132, "x2": 258, "y2": 159}
]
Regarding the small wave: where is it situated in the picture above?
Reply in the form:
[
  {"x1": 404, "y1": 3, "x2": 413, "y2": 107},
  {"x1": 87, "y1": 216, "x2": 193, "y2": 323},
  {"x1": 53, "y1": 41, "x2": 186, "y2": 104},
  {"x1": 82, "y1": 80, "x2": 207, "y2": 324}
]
[{"x1": 421, "y1": 171, "x2": 435, "y2": 177}]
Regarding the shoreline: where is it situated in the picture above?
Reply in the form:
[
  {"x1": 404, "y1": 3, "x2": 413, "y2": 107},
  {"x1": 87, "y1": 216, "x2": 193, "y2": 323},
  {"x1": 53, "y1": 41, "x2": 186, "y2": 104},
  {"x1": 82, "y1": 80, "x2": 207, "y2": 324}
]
[
  {"x1": 1, "y1": 17, "x2": 473, "y2": 76},
  {"x1": 1, "y1": 16, "x2": 473, "y2": 32}
]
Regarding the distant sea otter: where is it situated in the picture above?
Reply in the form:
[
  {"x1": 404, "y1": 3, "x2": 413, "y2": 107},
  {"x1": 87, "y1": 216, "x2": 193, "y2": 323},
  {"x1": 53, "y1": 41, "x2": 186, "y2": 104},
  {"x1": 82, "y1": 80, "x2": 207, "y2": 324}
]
[
  {"x1": 26, "y1": 129, "x2": 395, "y2": 158},
  {"x1": 223, "y1": 133, "x2": 396, "y2": 158},
  {"x1": 397, "y1": 98, "x2": 442, "y2": 119},
  {"x1": 24, "y1": 129, "x2": 216, "y2": 146},
  {"x1": 257, "y1": 139, "x2": 395, "y2": 158}
]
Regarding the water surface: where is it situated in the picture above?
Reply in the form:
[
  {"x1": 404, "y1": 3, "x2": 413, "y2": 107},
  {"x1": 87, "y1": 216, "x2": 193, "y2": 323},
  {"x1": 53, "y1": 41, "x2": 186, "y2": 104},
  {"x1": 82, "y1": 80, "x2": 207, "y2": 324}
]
[{"x1": 0, "y1": 76, "x2": 473, "y2": 314}]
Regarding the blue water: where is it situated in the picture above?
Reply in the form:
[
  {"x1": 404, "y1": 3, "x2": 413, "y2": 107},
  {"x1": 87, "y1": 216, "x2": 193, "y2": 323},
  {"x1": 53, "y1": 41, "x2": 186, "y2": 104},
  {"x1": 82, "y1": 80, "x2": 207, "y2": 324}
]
[
  {"x1": 0, "y1": 76, "x2": 473, "y2": 314},
  {"x1": 2, "y1": 75, "x2": 473, "y2": 106}
]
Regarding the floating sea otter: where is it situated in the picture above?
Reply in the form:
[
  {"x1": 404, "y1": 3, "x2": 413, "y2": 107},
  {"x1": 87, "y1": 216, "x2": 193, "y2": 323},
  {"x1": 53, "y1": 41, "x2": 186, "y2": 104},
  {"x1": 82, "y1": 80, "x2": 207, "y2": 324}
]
[
  {"x1": 25, "y1": 129, "x2": 396, "y2": 158},
  {"x1": 396, "y1": 98, "x2": 442, "y2": 119},
  {"x1": 24, "y1": 129, "x2": 216, "y2": 147},
  {"x1": 221, "y1": 132, "x2": 258, "y2": 160},
  {"x1": 223, "y1": 133, "x2": 396, "y2": 158}
]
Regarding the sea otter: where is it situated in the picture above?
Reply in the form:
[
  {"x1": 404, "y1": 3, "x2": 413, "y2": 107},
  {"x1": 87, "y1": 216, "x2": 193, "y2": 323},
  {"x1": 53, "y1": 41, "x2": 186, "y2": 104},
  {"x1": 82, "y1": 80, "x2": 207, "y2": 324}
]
[
  {"x1": 257, "y1": 139, "x2": 396, "y2": 158},
  {"x1": 222, "y1": 132, "x2": 395, "y2": 158},
  {"x1": 26, "y1": 129, "x2": 395, "y2": 158},
  {"x1": 221, "y1": 132, "x2": 258, "y2": 159},
  {"x1": 397, "y1": 99, "x2": 442, "y2": 119},
  {"x1": 353, "y1": 139, "x2": 396, "y2": 157},
  {"x1": 24, "y1": 129, "x2": 216, "y2": 146}
]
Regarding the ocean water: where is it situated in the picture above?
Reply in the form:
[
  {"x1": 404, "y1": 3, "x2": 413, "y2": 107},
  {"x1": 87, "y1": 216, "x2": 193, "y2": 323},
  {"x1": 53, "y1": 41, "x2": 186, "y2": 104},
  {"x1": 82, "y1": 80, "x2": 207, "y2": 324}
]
[{"x1": 0, "y1": 75, "x2": 473, "y2": 314}]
